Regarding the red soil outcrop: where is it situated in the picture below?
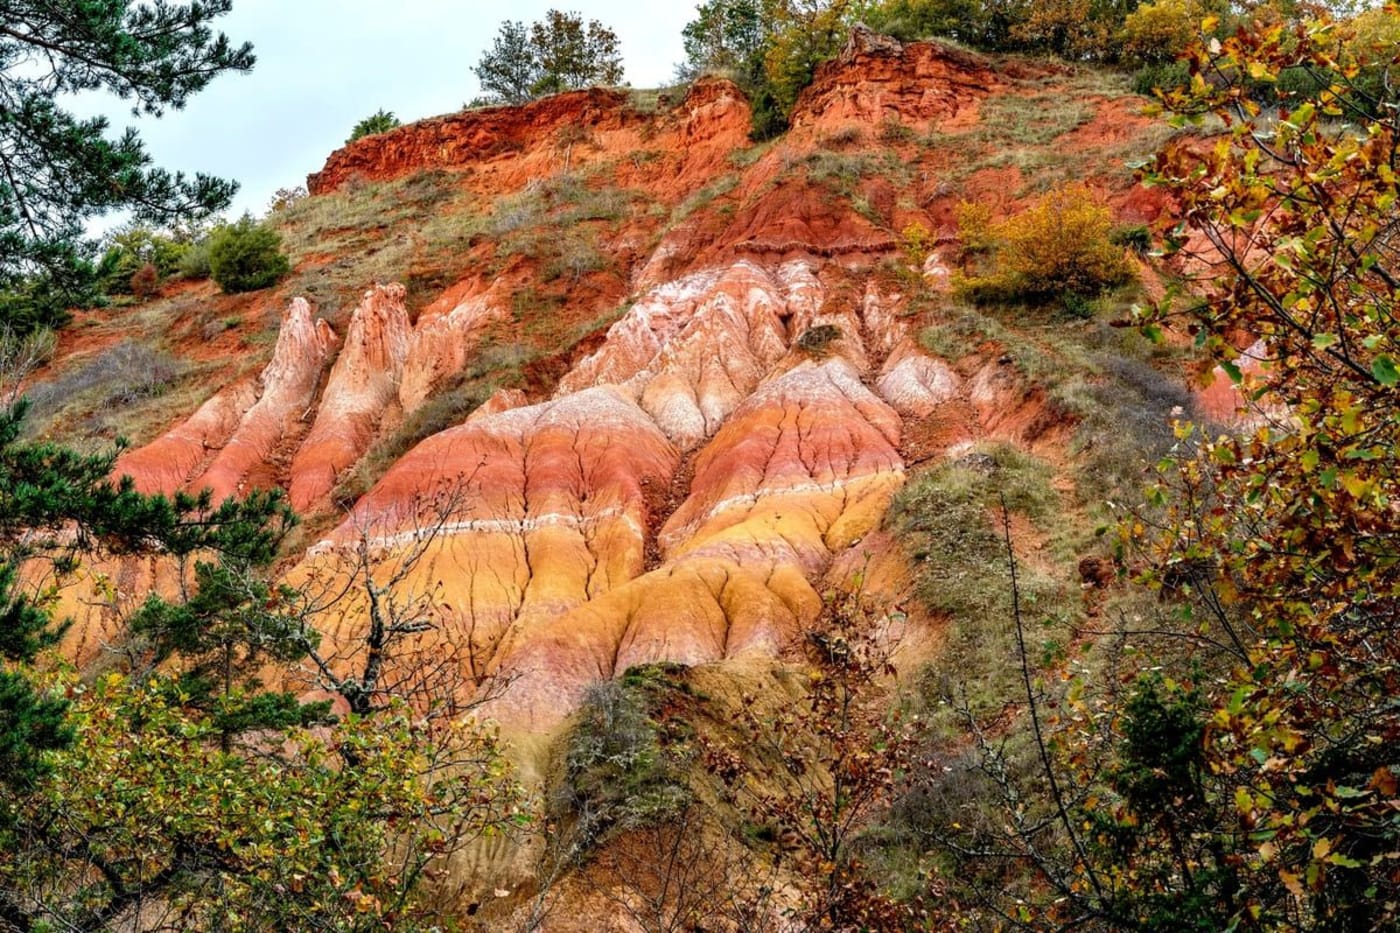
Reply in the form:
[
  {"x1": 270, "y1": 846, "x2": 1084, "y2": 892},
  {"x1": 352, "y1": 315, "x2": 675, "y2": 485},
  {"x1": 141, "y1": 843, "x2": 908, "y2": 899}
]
[
  {"x1": 308, "y1": 78, "x2": 751, "y2": 207},
  {"x1": 791, "y1": 28, "x2": 1003, "y2": 133},
  {"x1": 308, "y1": 89, "x2": 641, "y2": 194},
  {"x1": 116, "y1": 298, "x2": 337, "y2": 498}
]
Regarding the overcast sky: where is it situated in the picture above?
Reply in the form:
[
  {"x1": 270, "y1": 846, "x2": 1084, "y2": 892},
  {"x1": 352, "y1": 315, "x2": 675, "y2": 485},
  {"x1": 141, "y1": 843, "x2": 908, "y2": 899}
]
[{"x1": 74, "y1": 1, "x2": 695, "y2": 227}]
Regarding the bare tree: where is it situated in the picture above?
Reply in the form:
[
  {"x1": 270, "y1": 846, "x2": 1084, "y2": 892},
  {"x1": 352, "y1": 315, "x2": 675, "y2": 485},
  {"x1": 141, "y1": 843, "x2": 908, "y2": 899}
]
[
  {"x1": 291, "y1": 469, "x2": 514, "y2": 719},
  {"x1": 0, "y1": 326, "x2": 55, "y2": 407},
  {"x1": 588, "y1": 805, "x2": 780, "y2": 933},
  {"x1": 708, "y1": 580, "x2": 924, "y2": 931}
]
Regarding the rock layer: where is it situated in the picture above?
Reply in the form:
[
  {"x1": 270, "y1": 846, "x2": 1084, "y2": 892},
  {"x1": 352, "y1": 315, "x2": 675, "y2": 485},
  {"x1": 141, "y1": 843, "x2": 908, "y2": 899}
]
[
  {"x1": 791, "y1": 34, "x2": 1003, "y2": 133},
  {"x1": 290, "y1": 284, "x2": 411, "y2": 511},
  {"x1": 490, "y1": 356, "x2": 907, "y2": 728},
  {"x1": 116, "y1": 298, "x2": 337, "y2": 499},
  {"x1": 307, "y1": 79, "x2": 751, "y2": 204},
  {"x1": 301, "y1": 388, "x2": 679, "y2": 698}
]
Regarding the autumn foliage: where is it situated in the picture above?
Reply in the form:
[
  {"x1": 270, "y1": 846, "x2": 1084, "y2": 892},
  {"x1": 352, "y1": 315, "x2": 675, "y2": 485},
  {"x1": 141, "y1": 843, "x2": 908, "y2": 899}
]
[
  {"x1": 938, "y1": 5, "x2": 1400, "y2": 929},
  {"x1": 0, "y1": 673, "x2": 521, "y2": 929},
  {"x1": 1123, "y1": 8, "x2": 1400, "y2": 926},
  {"x1": 955, "y1": 184, "x2": 1132, "y2": 304}
]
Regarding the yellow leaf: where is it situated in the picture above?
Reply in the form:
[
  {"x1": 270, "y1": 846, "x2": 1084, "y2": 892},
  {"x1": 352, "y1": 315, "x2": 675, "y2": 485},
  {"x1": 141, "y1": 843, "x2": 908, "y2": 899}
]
[
  {"x1": 1280, "y1": 870, "x2": 1305, "y2": 898},
  {"x1": 1341, "y1": 472, "x2": 1372, "y2": 499}
]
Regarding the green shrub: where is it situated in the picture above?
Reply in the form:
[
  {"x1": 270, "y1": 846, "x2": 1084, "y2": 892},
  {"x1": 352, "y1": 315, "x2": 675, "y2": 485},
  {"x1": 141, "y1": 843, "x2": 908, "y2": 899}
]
[
  {"x1": 553, "y1": 677, "x2": 690, "y2": 845},
  {"x1": 346, "y1": 109, "x2": 400, "y2": 144},
  {"x1": 1119, "y1": 0, "x2": 1214, "y2": 66},
  {"x1": 208, "y1": 216, "x2": 290, "y2": 294},
  {"x1": 0, "y1": 270, "x2": 94, "y2": 336},
  {"x1": 177, "y1": 239, "x2": 212, "y2": 280},
  {"x1": 1109, "y1": 223, "x2": 1152, "y2": 253},
  {"x1": 864, "y1": 0, "x2": 989, "y2": 43},
  {"x1": 748, "y1": 85, "x2": 790, "y2": 141},
  {"x1": 1131, "y1": 60, "x2": 1191, "y2": 96},
  {"x1": 796, "y1": 323, "x2": 841, "y2": 354}
]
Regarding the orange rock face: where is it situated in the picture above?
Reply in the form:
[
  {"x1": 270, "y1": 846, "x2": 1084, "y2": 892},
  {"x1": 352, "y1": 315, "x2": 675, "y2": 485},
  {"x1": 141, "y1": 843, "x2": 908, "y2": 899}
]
[
  {"x1": 559, "y1": 261, "x2": 804, "y2": 449},
  {"x1": 308, "y1": 89, "x2": 639, "y2": 195},
  {"x1": 307, "y1": 78, "x2": 751, "y2": 207},
  {"x1": 186, "y1": 300, "x2": 336, "y2": 503},
  {"x1": 878, "y1": 342, "x2": 963, "y2": 418},
  {"x1": 791, "y1": 31, "x2": 1003, "y2": 134},
  {"x1": 483, "y1": 354, "x2": 907, "y2": 729},
  {"x1": 289, "y1": 284, "x2": 410, "y2": 511},
  {"x1": 116, "y1": 298, "x2": 337, "y2": 499},
  {"x1": 398, "y1": 277, "x2": 507, "y2": 415},
  {"x1": 300, "y1": 387, "x2": 679, "y2": 700},
  {"x1": 113, "y1": 382, "x2": 258, "y2": 496}
]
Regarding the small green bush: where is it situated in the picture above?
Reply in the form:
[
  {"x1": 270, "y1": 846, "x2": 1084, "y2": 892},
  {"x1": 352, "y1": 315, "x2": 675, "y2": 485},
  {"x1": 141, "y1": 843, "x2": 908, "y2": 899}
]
[
  {"x1": 346, "y1": 109, "x2": 400, "y2": 144},
  {"x1": 1131, "y1": 61, "x2": 1191, "y2": 97},
  {"x1": 208, "y1": 216, "x2": 290, "y2": 294},
  {"x1": 1110, "y1": 224, "x2": 1152, "y2": 253},
  {"x1": 796, "y1": 324, "x2": 841, "y2": 355},
  {"x1": 177, "y1": 239, "x2": 212, "y2": 280}
]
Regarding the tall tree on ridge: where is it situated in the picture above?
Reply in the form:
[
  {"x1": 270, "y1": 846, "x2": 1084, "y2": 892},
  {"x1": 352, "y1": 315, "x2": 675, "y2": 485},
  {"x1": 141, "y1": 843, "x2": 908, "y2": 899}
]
[{"x1": 473, "y1": 9, "x2": 624, "y2": 105}]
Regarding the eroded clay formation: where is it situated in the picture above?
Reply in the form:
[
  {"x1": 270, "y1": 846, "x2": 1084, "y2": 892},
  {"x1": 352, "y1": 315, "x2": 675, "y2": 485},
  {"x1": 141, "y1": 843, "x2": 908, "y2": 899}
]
[{"x1": 90, "y1": 38, "x2": 1134, "y2": 733}]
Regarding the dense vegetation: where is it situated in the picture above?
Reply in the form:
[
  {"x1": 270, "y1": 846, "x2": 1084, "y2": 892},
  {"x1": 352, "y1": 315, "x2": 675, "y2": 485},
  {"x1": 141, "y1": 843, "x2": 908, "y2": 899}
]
[
  {"x1": 888, "y1": 5, "x2": 1400, "y2": 930},
  {"x1": 675, "y1": 0, "x2": 1378, "y2": 137}
]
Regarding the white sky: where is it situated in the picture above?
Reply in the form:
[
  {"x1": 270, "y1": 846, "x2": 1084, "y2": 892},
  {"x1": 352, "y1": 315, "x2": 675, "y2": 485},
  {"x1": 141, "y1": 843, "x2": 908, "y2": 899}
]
[{"x1": 74, "y1": 1, "x2": 695, "y2": 224}]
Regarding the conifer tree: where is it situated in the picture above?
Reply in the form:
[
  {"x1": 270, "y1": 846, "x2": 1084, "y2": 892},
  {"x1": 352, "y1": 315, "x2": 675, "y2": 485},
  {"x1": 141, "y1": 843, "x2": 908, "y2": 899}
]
[
  {"x1": 0, "y1": 398, "x2": 295, "y2": 792},
  {"x1": 0, "y1": 1, "x2": 253, "y2": 332}
]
